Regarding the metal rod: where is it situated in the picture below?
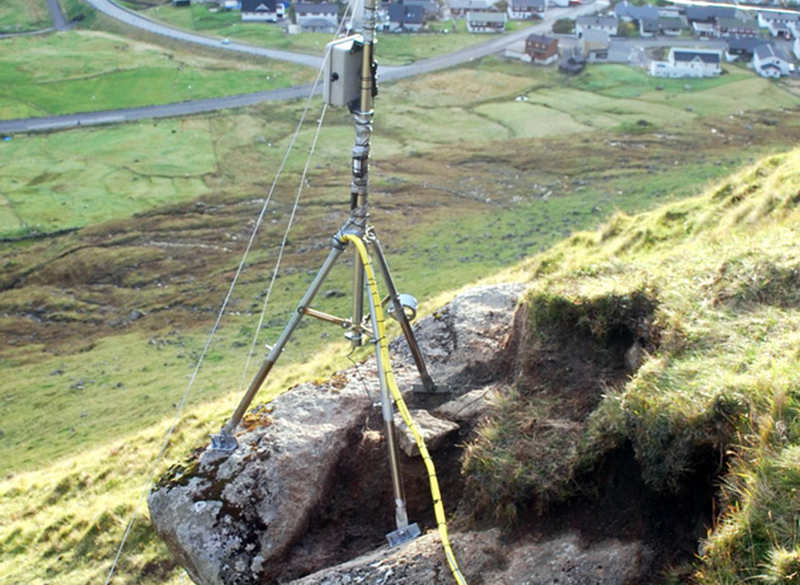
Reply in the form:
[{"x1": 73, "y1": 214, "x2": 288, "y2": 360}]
[
  {"x1": 366, "y1": 257, "x2": 409, "y2": 531},
  {"x1": 370, "y1": 235, "x2": 438, "y2": 393},
  {"x1": 219, "y1": 242, "x2": 346, "y2": 437},
  {"x1": 348, "y1": 0, "x2": 377, "y2": 347}
]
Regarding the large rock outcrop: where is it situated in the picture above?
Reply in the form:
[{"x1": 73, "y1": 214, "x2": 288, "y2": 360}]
[{"x1": 148, "y1": 284, "x2": 526, "y2": 585}]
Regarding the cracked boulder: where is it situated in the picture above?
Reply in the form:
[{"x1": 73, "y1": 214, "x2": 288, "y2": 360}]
[{"x1": 148, "y1": 284, "x2": 527, "y2": 585}]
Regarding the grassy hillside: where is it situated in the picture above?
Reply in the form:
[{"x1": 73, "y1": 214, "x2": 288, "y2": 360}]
[
  {"x1": 2, "y1": 144, "x2": 797, "y2": 585},
  {"x1": 464, "y1": 149, "x2": 800, "y2": 583}
]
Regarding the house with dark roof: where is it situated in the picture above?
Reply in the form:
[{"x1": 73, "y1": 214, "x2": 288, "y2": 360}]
[
  {"x1": 466, "y1": 11, "x2": 506, "y2": 32},
  {"x1": 757, "y1": 10, "x2": 800, "y2": 29},
  {"x1": 753, "y1": 43, "x2": 794, "y2": 77},
  {"x1": 659, "y1": 17, "x2": 683, "y2": 36},
  {"x1": 639, "y1": 18, "x2": 659, "y2": 37},
  {"x1": 684, "y1": 6, "x2": 736, "y2": 24},
  {"x1": 575, "y1": 15, "x2": 618, "y2": 38},
  {"x1": 725, "y1": 35, "x2": 770, "y2": 61},
  {"x1": 241, "y1": 0, "x2": 285, "y2": 21},
  {"x1": 525, "y1": 33, "x2": 558, "y2": 64},
  {"x1": 649, "y1": 47, "x2": 722, "y2": 77},
  {"x1": 614, "y1": 1, "x2": 658, "y2": 23},
  {"x1": 388, "y1": 3, "x2": 424, "y2": 31},
  {"x1": 507, "y1": 0, "x2": 545, "y2": 21},
  {"x1": 579, "y1": 29, "x2": 610, "y2": 62},
  {"x1": 684, "y1": 5, "x2": 737, "y2": 37},
  {"x1": 757, "y1": 11, "x2": 799, "y2": 39},
  {"x1": 402, "y1": 0, "x2": 440, "y2": 20}
]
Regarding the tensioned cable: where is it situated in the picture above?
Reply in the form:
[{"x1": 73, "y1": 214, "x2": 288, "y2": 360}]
[
  {"x1": 103, "y1": 16, "x2": 351, "y2": 582},
  {"x1": 234, "y1": 99, "x2": 330, "y2": 399},
  {"x1": 234, "y1": 0, "x2": 358, "y2": 400}
]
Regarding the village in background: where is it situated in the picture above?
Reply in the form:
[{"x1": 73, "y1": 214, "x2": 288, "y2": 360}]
[{"x1": 170, "y1": 0, "x2": 800, "y2": 79}]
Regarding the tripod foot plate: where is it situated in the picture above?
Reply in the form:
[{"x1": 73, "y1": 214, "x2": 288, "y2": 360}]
[{"x1": 386, "y1": 522, "x2": 421, "y2": 547}]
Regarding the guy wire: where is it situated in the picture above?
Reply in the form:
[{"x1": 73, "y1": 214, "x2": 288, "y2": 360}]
[
  {"x1": 234, "y1": 0, "x2": 358, "y2": 402},
  {"x1": 103, "y1": 5, "x2": 358, "y2": 580}
]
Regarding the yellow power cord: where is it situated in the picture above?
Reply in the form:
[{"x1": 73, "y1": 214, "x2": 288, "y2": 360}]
[{"x1": 342, "y1": 235, "x2": 468, "y2": 585}]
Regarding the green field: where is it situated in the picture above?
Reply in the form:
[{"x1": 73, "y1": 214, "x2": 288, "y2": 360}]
[
  {"x1": 0, "y1": 119, "x2": 215, "y2": 236},
  {"x1": 0, "y1": 30, "x2": 315, "y2": 119},
  {"x1": 3, "y1": 60, "x2": 796, "y2": 240},
  {"x1": 0, "y1": 0, "x2": 50, "y2": 33}
]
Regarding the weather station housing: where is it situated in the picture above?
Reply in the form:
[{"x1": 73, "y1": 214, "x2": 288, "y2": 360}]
[{"x1": 323, "y1": 35, "x2": 365, "y2": 107}]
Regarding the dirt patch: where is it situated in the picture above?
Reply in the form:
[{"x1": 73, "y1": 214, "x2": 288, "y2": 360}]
[{"x1": 273, "y1": 414, "x2": 467, "y2": 583}]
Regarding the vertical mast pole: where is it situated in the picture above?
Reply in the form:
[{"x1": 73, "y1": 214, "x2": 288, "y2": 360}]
[{"x1": 348, "y1": 0, "x2": 377, "y2": 347}]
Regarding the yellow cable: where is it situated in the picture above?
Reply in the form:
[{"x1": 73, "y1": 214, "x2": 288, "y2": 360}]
[{"x1": 342, "y1": 235, "x2": 468, "y2": 585}]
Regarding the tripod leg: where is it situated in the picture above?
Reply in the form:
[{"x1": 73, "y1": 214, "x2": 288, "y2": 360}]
[
  {"x1": 370, "y1": 237, "x2": 442, "y2": 394},
  {"x1": 210, "y1": 241, "x2": 346, "y2": 451},
  {"x1": 365, "y1": 259, "x2": 420, "y2": 545}
]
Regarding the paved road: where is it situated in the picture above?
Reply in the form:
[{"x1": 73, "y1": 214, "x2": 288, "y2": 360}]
[
  {"x1": 0, "y1": 0, "x2": 607, "y2": 133},
  {"x1": 0, "y1": 83, "x2": 318, "y2": 134},
  {"x1": 47, "y1": 0, "x2": 70, "y2": 30},
  {"x1": 83, "y1": 0, "x2": 324, "y2": 69}
]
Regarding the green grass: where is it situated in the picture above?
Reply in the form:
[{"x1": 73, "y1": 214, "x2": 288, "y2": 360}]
[
  {"x1": 0, "y1": 119, "x2": 216, "y2": 237},
  {"x1": 463, "y1": 149, "x2": 800, "y2": 582},
  {"x1": 0, "y1": 30, "x2": 314, "y2": 120},
  {"x1": 0, "y1": 0, "x2": 50, "y2": 33}
]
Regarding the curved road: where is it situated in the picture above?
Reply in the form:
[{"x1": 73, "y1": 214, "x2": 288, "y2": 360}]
[
  {"x1": 0, "y1": 0, "x2": 606, "y2": 134},
  {"x1": 82, "y1": 0, "x2": 324, "y2": 68}
]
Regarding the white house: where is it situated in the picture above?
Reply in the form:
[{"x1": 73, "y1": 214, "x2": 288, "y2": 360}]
[
  {"x1": 507, "y1": 0, "x2": 545, "y2": 20},
  {"x1": 241, "y1": 0, "x2": 284, "y2": 21},
  {"x1": 295, "y1": 2, "x2": 338, "y2": 27},
  {"x1": 753, "y1": 43, "x2": 794, "y2": 77},
  {"x1": 649, "y1": 48, "x2": 722, "y2": 78},
  {"x1": 466, "y1": 11, "x2": 506, "y2": 32},
  {"x1": 449, "y1": 0, "x2": 496, "y2": 17},
  {"x1": 757, "y1": 10, "x2": 800, "y2": 29},
  {"x1": 579, "y1": 29, "x2": 610, "y2": 62},
  {"x1": 575, "y1": 15, "x2": 618, "y2": 38}
]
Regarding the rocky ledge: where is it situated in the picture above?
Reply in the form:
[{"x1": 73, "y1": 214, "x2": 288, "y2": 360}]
[{"x1": 148, "y1": 284, "x2": 657, "y2": 585}]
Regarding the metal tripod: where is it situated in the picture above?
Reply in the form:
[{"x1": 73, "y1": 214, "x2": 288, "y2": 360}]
[{"x1": 209, "y1": 0, "x2": 441, "y2": 547}]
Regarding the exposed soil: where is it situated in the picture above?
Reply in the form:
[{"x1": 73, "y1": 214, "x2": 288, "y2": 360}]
[
  {"x1": 246, "y1": 291, "x2": 717, "y2": 584},
  {"x1": 272, "y1": 411, "x2": 468, "y2": 583}
]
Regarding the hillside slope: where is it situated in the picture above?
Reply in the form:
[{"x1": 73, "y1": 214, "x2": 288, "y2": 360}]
[
  {"x1": 464, "y1": 147, "x2": 800, "y2": 582},
  {"x1": 151, "y1": 148, "x2": 799, "y2": 585},
  {"x1": 1, "y1": 145, "x2": 798, "y2": 584}
]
